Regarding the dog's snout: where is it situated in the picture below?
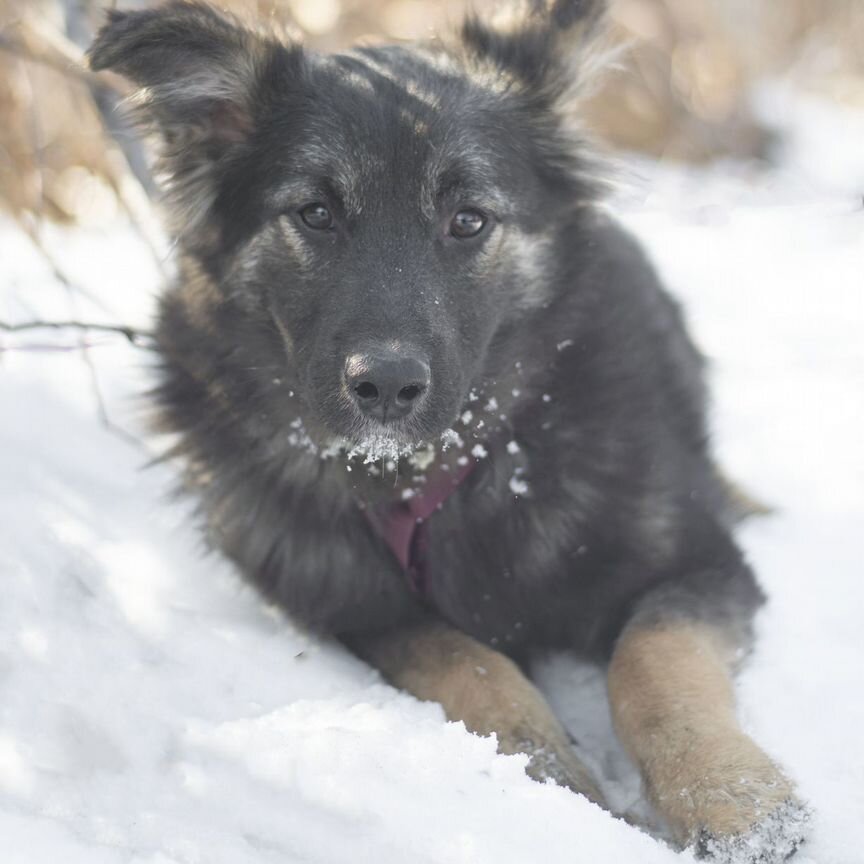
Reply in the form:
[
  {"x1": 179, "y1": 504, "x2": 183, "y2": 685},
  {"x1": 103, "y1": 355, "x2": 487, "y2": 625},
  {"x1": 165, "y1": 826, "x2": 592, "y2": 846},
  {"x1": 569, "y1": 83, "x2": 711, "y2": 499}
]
[{"x1": 345, "y1": 349, "x2": 430, "y2": 423}]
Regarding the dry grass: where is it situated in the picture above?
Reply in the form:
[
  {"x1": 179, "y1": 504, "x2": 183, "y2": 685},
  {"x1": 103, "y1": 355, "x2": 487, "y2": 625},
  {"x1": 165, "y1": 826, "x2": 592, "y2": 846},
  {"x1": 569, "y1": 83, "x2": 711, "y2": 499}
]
[{"x1": 0, "y1": 1, "x2": 121, "y2": 224}]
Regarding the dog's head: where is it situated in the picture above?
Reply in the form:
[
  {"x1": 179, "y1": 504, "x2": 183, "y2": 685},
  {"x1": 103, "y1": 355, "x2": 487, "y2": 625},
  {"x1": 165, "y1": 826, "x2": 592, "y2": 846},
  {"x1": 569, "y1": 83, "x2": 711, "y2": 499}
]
[{"x1": 90, "y1": 0, "x2": 605, "y2": 459}]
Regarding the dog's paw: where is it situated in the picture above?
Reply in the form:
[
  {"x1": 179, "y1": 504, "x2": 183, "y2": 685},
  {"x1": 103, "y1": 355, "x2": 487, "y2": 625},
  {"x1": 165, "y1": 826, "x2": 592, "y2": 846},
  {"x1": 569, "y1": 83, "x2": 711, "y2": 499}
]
[
  {"x1": 520, "y1": 740, "x2": 607, "y2": 807},
  {"x1": 648, "y1": 727, "x2": 808, "y2": 859},
  {"x1": 694, "y1": 799, "x2": 811, "y2": 864}
]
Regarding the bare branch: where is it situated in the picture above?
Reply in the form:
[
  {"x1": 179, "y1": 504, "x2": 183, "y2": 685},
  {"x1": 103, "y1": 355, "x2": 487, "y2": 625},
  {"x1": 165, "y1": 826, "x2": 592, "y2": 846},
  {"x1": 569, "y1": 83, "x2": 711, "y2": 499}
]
[
  {"x1": 76, "y1": 329, "x2": 149, "y2": 451},
  {"x1": 0, "y1": 21, "x2": 126, "y2": 94},
  {"x1": 0, "y1": 319, "x2": 154, "y2": 348}
]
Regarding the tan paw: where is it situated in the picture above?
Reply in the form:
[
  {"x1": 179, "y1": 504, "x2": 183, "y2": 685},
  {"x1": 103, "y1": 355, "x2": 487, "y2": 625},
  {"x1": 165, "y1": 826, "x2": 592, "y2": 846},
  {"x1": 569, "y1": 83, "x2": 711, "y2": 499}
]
[{"x1": 647, "y1": 730, "x2": 808, "y2": 858}]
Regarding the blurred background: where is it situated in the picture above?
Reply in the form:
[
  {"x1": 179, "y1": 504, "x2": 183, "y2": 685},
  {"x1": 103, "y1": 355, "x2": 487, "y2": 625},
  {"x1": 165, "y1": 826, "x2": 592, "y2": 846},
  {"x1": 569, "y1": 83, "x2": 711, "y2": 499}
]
[{"x1": 0, "y1": 0, "x2": 862, "y2": 233}]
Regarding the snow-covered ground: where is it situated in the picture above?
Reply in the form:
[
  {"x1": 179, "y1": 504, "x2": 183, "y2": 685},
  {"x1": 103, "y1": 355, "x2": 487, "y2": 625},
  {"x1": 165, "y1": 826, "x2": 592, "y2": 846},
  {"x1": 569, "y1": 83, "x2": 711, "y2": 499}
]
[{"x1": 1, "y1": 93, "x2": 862, "y2": 863}]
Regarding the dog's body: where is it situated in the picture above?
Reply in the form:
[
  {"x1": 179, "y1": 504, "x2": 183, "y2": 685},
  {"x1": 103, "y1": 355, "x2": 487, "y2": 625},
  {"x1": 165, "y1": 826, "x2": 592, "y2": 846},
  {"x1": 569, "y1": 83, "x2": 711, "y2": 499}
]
[{"x1": 90, "y1": 2, "x2": 808, "y2": 860}]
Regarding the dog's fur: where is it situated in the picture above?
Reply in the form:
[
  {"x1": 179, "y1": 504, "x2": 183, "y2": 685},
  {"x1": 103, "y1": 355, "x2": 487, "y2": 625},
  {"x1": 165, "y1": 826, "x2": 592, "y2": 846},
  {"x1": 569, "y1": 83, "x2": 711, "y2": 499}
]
[{"x1": 89, "y1": 2, "x2": 809, "y2": 859}]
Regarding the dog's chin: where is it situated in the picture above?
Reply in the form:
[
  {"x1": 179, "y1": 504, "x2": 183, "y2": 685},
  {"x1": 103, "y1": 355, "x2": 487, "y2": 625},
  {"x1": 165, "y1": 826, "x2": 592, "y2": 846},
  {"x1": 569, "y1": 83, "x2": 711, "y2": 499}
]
[
  {"x1": 324, "y1": 416, "x2": 453, "y2": 465},
  {"x1": 315, "y1": 416, "x2": 424, "y2": 463},
  {"x1": 312, "y1": 399, "x2": 466, "y2": 464},
  {"x1": 341, "y1": 431, "x2": 423, "y2": 464}
]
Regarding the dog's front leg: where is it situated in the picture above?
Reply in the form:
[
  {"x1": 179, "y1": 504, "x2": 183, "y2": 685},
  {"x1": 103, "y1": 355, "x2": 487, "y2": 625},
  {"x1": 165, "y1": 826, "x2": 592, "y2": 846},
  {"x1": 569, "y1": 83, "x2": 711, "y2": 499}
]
[
  {"x1": 608, "y1": 618, "x2": 809, "y2": 861},
  {"x1": 348, "y1": 619, "x2": 605, "y2": 805}
]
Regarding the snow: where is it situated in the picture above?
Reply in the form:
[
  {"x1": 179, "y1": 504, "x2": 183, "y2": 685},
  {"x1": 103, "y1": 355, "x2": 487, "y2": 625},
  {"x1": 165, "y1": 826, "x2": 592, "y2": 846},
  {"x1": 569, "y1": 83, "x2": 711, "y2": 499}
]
[
  {"x1": 700, "y1": 801, "x2": 812, "y2": 864},
  {"x1": 1, "y1": 94, "x2": 863, "y2": 863},
  {"x1": 508, "y1": 476, "x2": 529, "y2": 496}
]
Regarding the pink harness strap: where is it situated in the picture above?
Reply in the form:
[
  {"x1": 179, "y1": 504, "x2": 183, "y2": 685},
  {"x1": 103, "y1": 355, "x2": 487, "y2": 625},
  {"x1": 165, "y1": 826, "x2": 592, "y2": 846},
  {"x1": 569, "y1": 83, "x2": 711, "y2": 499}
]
[{"x1": 364, "y1": 459, "x2": 474, "y2": 595}]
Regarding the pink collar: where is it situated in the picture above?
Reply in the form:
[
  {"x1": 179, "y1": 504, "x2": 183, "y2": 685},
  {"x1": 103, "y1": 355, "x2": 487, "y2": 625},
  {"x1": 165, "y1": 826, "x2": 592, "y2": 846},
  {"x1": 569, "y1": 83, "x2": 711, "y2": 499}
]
[{"x1": 363, "y1": 459, "x2": 475, "y2": 595}]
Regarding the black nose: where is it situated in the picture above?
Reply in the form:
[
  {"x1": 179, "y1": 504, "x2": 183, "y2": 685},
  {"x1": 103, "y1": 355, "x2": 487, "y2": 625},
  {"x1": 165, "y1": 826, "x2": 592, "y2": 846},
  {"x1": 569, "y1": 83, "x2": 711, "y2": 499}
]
[{"x1": 345, "y1": 348, "x2": 430, "y2": 423}]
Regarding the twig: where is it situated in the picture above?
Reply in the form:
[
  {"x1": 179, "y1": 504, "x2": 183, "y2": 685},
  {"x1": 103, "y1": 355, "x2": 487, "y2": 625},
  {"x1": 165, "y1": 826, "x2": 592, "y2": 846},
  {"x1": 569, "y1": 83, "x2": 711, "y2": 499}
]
[
  {"x1": 0, "y1": 35, "x2": 104, "y2": 88},
  {"x1": 0, "y1": 318, "x2": 155, "y2": 452},
  {"x1": 0, "y1": 23, "x2": 126, "y2": 94},
  {"x1": 76, "y1": 328, "x2": 146, "y2": 450},
  {"x1": 0, "y1": 319, "x2": 155, "y2": 348},
  {"x1": 0, "y1": 339, "x2": 109, "y2": 352}
]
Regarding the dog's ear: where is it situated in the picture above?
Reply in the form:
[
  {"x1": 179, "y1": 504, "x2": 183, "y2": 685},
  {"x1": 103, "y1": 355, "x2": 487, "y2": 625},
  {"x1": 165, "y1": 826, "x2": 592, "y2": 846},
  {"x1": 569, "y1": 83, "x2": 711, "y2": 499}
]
[
  {"x1": 460, "y1": 0, "x2": 607, "y2": 102},
  {"x1": 88, "y1": 1, "x2": 301, "y2": 234}
]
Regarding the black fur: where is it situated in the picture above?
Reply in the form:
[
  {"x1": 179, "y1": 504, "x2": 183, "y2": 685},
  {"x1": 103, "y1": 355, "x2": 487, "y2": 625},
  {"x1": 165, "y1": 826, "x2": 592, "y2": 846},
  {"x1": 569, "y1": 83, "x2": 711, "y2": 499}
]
[{"x1": 89, "y1": 0, "x2": 764, "y2": 660}]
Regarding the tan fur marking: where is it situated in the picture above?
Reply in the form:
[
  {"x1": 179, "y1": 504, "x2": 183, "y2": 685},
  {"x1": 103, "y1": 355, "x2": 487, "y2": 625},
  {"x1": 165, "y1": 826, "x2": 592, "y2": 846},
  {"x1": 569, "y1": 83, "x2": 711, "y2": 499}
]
[
  {"x1": 354, "y1": 621, "x2": 604, "y2": 804},
  {"x1": 608, "y1": 622, "x2": 797, "y2": 846}
]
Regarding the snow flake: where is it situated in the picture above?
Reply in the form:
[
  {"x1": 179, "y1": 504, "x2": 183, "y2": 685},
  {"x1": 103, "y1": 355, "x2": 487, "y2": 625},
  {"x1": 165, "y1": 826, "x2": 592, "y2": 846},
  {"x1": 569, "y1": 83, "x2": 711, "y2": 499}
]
[{"x1": 440, "y1": 428, "x2": 464, "y2": 450}]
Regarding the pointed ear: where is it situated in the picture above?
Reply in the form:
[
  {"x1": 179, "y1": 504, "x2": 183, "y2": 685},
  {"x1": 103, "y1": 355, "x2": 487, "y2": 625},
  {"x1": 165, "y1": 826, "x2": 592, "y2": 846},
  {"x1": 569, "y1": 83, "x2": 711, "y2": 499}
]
[
  {"x1": 460, "y1": 0, "x2": 607, "y2": 100},
  {"x1": 88, "y1": 1, "x2": 301, "y2": 235}
]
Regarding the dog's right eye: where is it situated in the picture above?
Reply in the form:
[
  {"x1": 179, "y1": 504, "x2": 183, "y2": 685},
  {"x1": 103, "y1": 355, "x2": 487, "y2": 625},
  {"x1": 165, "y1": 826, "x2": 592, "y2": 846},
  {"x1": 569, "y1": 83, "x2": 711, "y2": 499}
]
[
  {"x1": 299, "y1": 203, "x2": 333, "y2": 230},
  {"x1": 449, "y1": 209, "x2": 487, "y2": 239}
]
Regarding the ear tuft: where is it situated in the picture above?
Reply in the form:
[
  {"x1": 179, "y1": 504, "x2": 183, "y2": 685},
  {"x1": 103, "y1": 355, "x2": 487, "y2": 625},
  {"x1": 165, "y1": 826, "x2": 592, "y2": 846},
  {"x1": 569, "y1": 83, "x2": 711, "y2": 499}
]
[
  {"x1": 460, "y1": 0, "x2": 607, "y2": 96},
  {"x1": 549, "y1": 0, "x2": 605, "y2": 32},
  {"x1": 88, "y1": 10, "x2": 133, "y2": 72}
]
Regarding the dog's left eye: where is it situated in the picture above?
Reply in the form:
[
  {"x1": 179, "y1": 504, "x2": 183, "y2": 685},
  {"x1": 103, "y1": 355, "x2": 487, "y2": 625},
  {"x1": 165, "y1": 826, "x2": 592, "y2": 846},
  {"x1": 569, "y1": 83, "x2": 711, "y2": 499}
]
[
  {"x1": 299, "y1": 203, "x2": 333, "y2": 230},
  {"x1": 450, "y1": 209, "x2": 487, "y2": 239}
]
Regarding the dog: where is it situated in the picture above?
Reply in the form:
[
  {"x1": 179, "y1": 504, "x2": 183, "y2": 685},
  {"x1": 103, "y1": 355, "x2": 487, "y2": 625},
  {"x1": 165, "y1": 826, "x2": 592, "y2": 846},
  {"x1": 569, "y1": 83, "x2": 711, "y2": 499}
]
[{"x1": 89, "y1": 2, "x2": 809, "y2": 860}]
